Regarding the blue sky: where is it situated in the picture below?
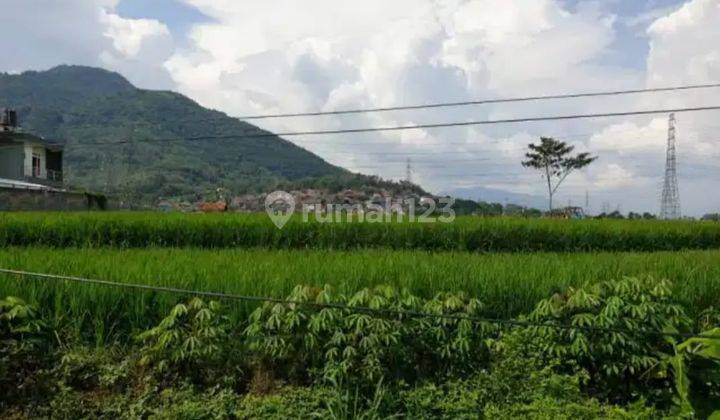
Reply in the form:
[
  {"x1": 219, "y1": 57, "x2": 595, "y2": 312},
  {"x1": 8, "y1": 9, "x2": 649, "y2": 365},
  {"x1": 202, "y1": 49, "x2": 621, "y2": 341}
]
[
  {"x1": 116, "y1": 0, "x2": 210, "y2": 45},
  {"x1": 599, "y1": 0, "x2": 684, "y2": 68}
]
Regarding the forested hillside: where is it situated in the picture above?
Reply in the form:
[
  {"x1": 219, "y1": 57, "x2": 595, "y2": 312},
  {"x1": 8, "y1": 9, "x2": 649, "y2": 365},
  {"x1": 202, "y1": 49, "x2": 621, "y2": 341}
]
[{"x1": 0, "y1": 66, "x2": 346, "y2": 201}]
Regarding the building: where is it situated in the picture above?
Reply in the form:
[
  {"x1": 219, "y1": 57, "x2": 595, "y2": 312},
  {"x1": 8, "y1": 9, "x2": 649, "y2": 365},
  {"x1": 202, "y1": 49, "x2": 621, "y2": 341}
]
[
  {"x1": 0, "y1": 108, "x2": 113, "y2": 211},
  {"x1": 0, "y1": 109, "x2": 64, "y2": 188}
]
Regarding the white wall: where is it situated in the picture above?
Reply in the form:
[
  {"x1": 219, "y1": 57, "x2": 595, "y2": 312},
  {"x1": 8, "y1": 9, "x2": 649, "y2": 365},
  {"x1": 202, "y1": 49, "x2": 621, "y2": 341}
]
[{"x1": 23, "y1": 143, "x2": 46, "y2": 179}]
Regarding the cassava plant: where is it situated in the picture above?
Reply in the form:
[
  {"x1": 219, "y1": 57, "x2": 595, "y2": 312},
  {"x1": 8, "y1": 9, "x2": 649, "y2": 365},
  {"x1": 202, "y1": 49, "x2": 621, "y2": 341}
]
[
  {"x1": 523, "y1": 277, "x2": 691, "y2": 403},
  {"x1": 136, "y1": 297, "x2": 240, "y2": 386},
  {"x1": 245, "y1": 285, "x2": 494, "y2": 388}
]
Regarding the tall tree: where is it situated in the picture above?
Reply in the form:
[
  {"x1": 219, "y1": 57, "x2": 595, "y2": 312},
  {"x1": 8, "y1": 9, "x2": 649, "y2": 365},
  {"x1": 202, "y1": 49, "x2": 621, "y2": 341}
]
[{"x1": 522, "y1": 137, "x2": 597, "y2": 211}]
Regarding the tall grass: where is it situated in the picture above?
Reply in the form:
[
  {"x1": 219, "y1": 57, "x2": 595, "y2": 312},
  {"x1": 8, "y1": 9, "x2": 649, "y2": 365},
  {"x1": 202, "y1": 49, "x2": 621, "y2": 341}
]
[
  {"x1": 1, "y1": 247, "x2": 719, "y2": 343},
  {"x1": 1, "y1": 212, "x2": 720, "y2": 252}
]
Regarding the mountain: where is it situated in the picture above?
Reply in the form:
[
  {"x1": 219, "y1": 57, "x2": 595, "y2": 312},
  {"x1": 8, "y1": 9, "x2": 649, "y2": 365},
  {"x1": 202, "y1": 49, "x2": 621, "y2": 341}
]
[
  {"x1": 0, "y1": 66, "x2": 346, "y2": 201},
  {"x1": 441, "y1": 185, "x2": 547, "y2": 209}
]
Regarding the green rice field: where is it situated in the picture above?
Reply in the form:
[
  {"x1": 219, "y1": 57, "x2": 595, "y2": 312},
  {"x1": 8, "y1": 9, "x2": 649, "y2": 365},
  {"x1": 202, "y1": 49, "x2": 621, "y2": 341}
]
[
  {"x1": 2, "y1": 212, "x2": 720, "y2": 343},
  {"x1": 2, "y1": 247, "x2": 720, "y2": 342},
  {"x1": 1, "y1": 212, "x2": 720, "y2": 252}
]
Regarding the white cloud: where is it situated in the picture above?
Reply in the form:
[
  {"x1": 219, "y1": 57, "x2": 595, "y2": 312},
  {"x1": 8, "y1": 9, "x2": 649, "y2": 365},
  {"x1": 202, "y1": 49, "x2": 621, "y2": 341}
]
[
  {"x1": 439, "y1": 0, "x2": 619, "y2": 92},
  {"x1": 0, "y1": 0, "x2": 174, "y2": 88},
  {"x1": 589, "y1": 118, "x2": 668, "y2": 154},
  {"x1": 593, "y1": 163, "x2": 649, "y2": 189},
  {"x1": 98, "y1": 10, "x2": 174, "y2": 88},
  {"x1": 647, "y1": 0, "x2": 720, "y2": 87},
  {"x1": 101, "y1": 10, "x2": 170, "y2": 58}
]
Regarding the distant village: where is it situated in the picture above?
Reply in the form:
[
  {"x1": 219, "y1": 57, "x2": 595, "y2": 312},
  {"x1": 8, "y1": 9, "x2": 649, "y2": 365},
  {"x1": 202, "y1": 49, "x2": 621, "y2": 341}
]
[{"x1": 158, "y1": 188, "x2": 437, "y2": 215}]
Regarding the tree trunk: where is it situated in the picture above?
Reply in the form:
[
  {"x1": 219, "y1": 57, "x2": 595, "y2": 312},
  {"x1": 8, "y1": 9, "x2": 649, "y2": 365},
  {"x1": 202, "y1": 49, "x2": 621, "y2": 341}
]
[{"x1": 545, "y1": 164, "x2": 553, "y2": 211}]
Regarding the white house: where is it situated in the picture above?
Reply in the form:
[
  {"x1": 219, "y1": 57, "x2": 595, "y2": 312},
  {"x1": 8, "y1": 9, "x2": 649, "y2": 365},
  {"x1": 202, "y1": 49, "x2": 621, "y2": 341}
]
[{"x1": 0, "y1": 109, "x2": 63, "y2": 188}]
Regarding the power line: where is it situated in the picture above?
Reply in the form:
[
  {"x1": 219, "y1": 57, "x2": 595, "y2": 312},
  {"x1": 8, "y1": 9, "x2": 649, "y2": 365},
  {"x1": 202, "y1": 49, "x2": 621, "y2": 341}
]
[
  {"x1": 348, "y1": 159, "x2": 499, "y2": 167},
  {"x1": 80, "y1": 105, "x2": 720, "y2": 146},
  {"x1": 236, "y1": 83, "x2": 720, "y2": 119},
  {"x1": 290, "y1": 124, "x2": 720, "y2": 145},
  {"x1": 1, "y1": 268, "x2": 717, "y2": 341},
  {"x1": 335, "y1": 151, "x2": 499, "y2": 156},
  {"x1": 351, "y1": 161, "x2": 720, "y2": 172}
]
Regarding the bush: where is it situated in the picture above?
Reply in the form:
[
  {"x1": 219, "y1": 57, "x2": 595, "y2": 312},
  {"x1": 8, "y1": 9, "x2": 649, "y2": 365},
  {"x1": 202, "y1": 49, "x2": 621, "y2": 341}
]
[
  {"x1": 38, "y1": 384, "x2": 241, "y2": 419},
  {"x1": 136, "y1": 298, "x2": 243, "y2": 387},
  {"x1": 523, "y1": 277, "x2": 692, "y2": 403},
  {"x1": 483, "y1": 396, "x2": 657, "y2": 419},
  {"x1": 0, "y1": 296, "x2": 48, "y2": 404},
  {"x1": 399, "y1": 351, "x2": 657, "y2": 419},
  {"x1": 236, "y1": 386, "x2": 334, "y2": 419},
  {"x1": 245, "y1": 285, "x2": 494, "y2": 387},
  {"x1": 56, "y1": 347, "x2": 131, "y2": 392}
]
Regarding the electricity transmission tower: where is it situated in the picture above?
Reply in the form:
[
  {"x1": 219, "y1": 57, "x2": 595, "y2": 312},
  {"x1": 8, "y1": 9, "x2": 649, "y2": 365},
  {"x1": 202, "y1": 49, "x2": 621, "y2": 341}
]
[
  {"x1": 405, "y1": 158, "x2": 413, "y2": 184},
  {"x1": 585, "y1": 190, "x2": 590, "y2": 213},
  {"x1": 660, "y1": 113, "x2": 681, "y2": 219}
]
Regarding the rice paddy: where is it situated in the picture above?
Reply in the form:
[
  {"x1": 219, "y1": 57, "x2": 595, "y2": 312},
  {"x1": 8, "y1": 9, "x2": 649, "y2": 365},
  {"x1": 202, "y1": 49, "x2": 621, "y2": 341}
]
[
  {"x1": 2, "y1": 247, "x2": 720, "y2": 342},
  {"x1": 1, "y1": 212, "x2": 719, "y2": 343},
  {"x1": 1, "y1": 212, "x2": 720, "y2": 252}
]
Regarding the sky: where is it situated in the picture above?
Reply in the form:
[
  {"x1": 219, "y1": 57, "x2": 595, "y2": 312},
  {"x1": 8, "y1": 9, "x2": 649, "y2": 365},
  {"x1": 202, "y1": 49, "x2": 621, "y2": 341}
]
[{"x1": 1, "y1": 0, "x2": 719, "y2": 215}]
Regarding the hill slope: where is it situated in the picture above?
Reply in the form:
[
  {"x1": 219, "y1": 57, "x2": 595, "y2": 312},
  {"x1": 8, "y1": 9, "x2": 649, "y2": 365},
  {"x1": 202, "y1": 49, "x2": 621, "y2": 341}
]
[{"x1": 0, "y1": 66, "x2": 346, "y2": 201}]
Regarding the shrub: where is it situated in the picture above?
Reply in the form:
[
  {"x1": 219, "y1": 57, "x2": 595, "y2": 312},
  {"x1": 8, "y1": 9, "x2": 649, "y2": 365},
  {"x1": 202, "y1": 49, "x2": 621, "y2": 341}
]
[
  {"x1": 483, "y1": 396, "x2": 657, "y2": 419},
  {"x1": 400, "y1": 349, "x2": 658, "y2": 419},
  {"x1": 38, "y1": 384, "x2": 242, "y2": 420},
  {"x1": 245, "y1": 285, "x2": 494, "y2": 387},
  {"x1": 523, "y1": 277, "x2": 692, "y2": 403},
  {"x1": 136, "y1": 298, "x2": 242, "y2": 387},
  {"x1": 0, "y1": 296, "x2": 48, "y2": 404},
  {"x1": 56, "y1": 347, "x2": 131, "y2": 392}
]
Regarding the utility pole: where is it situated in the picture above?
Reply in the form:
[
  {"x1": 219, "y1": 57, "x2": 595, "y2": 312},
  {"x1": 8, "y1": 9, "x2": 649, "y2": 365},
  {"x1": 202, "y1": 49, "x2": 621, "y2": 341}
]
[
  {"x1": 602, "y1": 201, "x2": 610, "y2": 214},
  {"x1": 103, "y1": 150, "x2": 115, "y2": 194},
  {"x1": 660, "y1": 113, "x2": 681, "y2": 219},
  {"x1": 121, "y1": 142, "x2": 134, "y2": 208}
]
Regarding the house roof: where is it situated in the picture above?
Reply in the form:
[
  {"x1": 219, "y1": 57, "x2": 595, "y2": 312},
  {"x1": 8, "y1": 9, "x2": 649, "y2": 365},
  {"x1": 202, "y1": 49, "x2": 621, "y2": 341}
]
[
  {"x1": 0, "y1": 130, "x2": 63, "y2": 150},
  {"x1": 0, "y1": 177, "x2": 62, "y2": 192}
]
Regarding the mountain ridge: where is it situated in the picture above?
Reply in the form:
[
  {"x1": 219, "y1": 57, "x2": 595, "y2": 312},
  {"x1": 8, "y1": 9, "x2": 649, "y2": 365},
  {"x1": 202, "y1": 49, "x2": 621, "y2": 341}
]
[{"x1": 0, "y1": 65, "x2": 349, "y2": 201}]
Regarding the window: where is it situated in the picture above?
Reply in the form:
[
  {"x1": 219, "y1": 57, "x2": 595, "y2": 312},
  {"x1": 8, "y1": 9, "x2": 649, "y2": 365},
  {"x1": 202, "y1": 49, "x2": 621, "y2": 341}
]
[{"x1": 32, "y1": 154, "x2": 41, "y2": 177}]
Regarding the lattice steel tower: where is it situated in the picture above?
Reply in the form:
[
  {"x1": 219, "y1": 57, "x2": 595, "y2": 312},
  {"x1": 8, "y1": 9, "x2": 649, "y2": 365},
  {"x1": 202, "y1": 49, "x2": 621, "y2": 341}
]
[
  {"x1": 660, "y1": 113, "x2": 681, "y2": 219},
  {"x1": 405, "y1": 158, "x2": 413, "y2": 184}
]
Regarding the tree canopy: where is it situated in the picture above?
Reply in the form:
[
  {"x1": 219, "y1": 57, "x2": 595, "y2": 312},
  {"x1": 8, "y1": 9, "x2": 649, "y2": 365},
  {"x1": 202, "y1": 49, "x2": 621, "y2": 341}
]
[{"x1": 522, "y1": 137, "x2": 596, "y2": 210}]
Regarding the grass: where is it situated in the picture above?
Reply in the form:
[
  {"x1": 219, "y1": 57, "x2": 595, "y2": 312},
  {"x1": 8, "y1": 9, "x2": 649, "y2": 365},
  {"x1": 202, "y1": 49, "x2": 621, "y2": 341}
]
[
  {"x1": 1, "y1": 212, "x2": 720, "y2": 252},
  {"x1": 1, "y1": 247, "x2": 719, "y2": 343}
]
